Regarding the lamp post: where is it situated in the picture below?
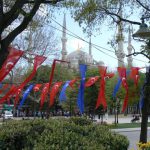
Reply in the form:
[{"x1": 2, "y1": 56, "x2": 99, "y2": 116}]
[
  {"x1": 133, "y1": 15, "x2": 150, "y2": 40},
  {"x1": 132, "y1": 16, "x2": 150, "y2": 143}
]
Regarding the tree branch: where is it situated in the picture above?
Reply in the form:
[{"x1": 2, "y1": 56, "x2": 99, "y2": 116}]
[
  {"x1": 2, "y1": 0, "x2": 26, "y2": 32},
  {"x1": 135, "y1": 0, "x2": 150, "y2": 12},
  {"x1": 100, "y1": 7, "x2": 141, "y2": 25},
  {"x1": 25, "y1": 0, "x2": 63, "y2": 4},
  {"x1": 2, "y1": 0, "x2": 43, "y2": 47},
  {"x1": 126, "y1": 51, "x2": 150, "y2": 60}
]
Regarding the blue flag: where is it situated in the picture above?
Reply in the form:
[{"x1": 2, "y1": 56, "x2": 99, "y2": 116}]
[
  {"x1": 59, "y1": 81, "x2": 71, "y2": 102},
  {"x1": 112, "y1": 78, "x2": 122, "y2": 98},
  {"x1": 112, "y1": 69, "x2": 130, "y2": 99},
  {"x1": 126, "y1": 69, "x2": 130, "y2": 76},
  {"x1": 77, "y1": 64, "x2": 87, "y2": 114},
  {"x1": 0, "y1": 83, "x2": 3, "y2": 88},
  {"x1": 18, "y1": 84, "x2": 34, "y2": 109}
]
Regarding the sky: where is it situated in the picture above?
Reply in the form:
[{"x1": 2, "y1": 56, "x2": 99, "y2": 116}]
[{"x1": 49, "y1": 10, "x2": 149, "y2": 72}]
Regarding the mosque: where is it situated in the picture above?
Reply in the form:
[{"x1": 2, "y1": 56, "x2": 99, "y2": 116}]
[{"x1": 61, "y1": 13, "x2": 133, "y2": 70}]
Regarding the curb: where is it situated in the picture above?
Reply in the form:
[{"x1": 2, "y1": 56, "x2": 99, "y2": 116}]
[{"x1": 111, "y1": 127, "x2": 150, "y2": 132}]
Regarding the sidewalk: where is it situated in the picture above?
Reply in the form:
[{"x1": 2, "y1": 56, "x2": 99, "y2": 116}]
[
  {"x1": 112, "y1": 127, "x2": 150, "y2": 132},
  {"x1": 94, "y1": 114, "x2": 150, "y2": 124}
]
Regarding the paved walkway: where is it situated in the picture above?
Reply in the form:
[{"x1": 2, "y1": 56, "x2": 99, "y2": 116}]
[
  {"x1": 94, "y1": 114, "x2": 149, "y2": 124},
  {"x1": 94, "y1": 114, "x2": 150, "y2": 150}
]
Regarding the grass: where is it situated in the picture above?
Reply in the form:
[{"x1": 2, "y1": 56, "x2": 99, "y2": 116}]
[{"x1": 110, "y1": 122, "x2": 150, "y2": 129}]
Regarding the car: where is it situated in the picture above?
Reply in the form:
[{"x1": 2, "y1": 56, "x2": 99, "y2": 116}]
[{"x1": 2, "y1": 111, "x2": 13, "y2": 119}]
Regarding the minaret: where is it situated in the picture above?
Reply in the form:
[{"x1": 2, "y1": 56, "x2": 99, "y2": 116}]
[
  {"x1": 61, "y1": 13, "x2": 67, "y2": 60},
  {"x1": 89, "y1": 35, "x2": 92, "y2": 56},
  {"x1": 115, "y1": 10, "x2": 125, "y2": 67},
  {"x1": 77, "y1": 42, "x2": 81, "y2": 51},
  {"x1": 127, "y1": 26, "x2": 133, "y2": 67}
]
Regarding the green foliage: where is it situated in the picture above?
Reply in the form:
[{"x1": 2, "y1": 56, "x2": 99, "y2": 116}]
[
  {"x1": 0, "y1": 118, "x2": 129, "y2": 150},
  {"x1": 69, "y1": 116, "x2": 92, "y2": 126}
]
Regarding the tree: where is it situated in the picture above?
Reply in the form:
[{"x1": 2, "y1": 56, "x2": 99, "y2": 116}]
[
  {"x1": 12, "y1": 7, "x2": 60, "y2": 61},
  {"x1": 63, "y1": 0, "x2": 150, "y2": 143},
  {"x1": 21, "y1": 64, "x2": 76, "y2": 112},
  {"x1": 0, "y1": 0, "x2": 62, "y2": 68}
]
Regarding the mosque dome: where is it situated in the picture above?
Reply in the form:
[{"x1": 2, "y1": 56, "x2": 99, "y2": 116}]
[{"x1": 67, "y1": 48, "x2": 93, "y2": 69}]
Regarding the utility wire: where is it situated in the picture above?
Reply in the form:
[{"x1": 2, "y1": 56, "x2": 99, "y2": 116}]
[
  {"x1": 39, "y1": 9, "x2": 149, "y2": 65},
  {"x1": 47, "y1": 23, "x2": 147, "y2": 64},
  {"x1": 49, "y1": 17, "x2": 148, "y2": 64}
]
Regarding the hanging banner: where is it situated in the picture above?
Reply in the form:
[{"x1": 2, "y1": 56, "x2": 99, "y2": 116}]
[
  {"x1": 59, "y1": 81, "x2": 71, "y2": 102},
  {"x1": 85, "y1": 76, "x2": 99, "y2": 87},
  {"x1": 18, "y1": 55, "x2": 46, "y2": 90},
  {"x1": 96, "y1": 66, "x2": 114, "y2": 110},
  {"x1": 18, "y1": 84, "x2": 34, "y2": 110},
  {"x1": 130, "y1": 67, "x2": 140, "y2": 87},
  {"x1": 0, "y1": 85, "x2": 16, "y2": 104},
  {"x1": 14, "y1": 88, "x2": 22, "y2": 107},
  {"x1": 77, "y1": 64, "x2": 87, "y2": 114},
  {"x1": 33, "y1": 84, "x2": 42, "y2": 92},
  {"x1": 49, "y1": 82, "x2": 63, "y2": 107},
  {"x1": 48, "y1": 59, "x2": 68, "y2": 92},
  {"x1": 117, "y1": 67, "x2": 129, "y2": 112},
  {"x1": 112, "y1": 69, "x2": 130, "y2": 99},
  {"x1": 14, "y1": 55, "x2": 46, "y2": 106},
  {"x1": 0, "y1": 83, "x2": 3, "y2": 88},
  {"x1": 40, "y1": 83, "x2": 49, "y2": 109},
  {"x1": 112, "y1": 78, "x2": 122, "y2": 98},
  {"x1": 0, "y1": 47, "x2": 24, "y2": 82},
  {"x1": 0, "y1": 84, "x2": 9, "y2": 94},
  {"x1": 69, "y1": 78, "x2": 79, "y2": 88}
]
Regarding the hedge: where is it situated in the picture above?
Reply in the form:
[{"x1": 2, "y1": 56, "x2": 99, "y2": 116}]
[{"x1": 0, "y1": 117, "x2": 129, "y2": 150}]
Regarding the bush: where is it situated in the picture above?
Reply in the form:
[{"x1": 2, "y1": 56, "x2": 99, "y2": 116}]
[
  {"x1": 137, "y1": 141, "x2": 150, "y2": 150},
  {"x1": 0, "y1": 118, "x2": 129, "y2": 150},
  {"x1": 69, "y1": 116, "x2": 92, "y2": 126}
]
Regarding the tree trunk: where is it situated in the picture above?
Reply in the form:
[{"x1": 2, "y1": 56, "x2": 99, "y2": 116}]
[
  {"x1": 140, "y1": 69, "x2": 150, "y2": 143},
  {"x1": 140, "y1": 100, "x2": 148, "y2": 143},
  {"x1": 0, "y1": 41, "x2": 9, "y2": 69}
]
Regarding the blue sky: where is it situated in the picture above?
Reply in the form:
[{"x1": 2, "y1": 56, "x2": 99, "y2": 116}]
[{"x1": 50, "y1": 10, "x2": 149, "y2": 72}]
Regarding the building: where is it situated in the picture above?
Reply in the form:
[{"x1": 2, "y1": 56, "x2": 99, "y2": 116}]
[{"x1": 61, "y1": 14, "x2": 104, "y2": 70}]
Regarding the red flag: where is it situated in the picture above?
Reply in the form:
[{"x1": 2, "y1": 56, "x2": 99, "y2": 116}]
[
  {"x1": 85, "y1": 76, "x2": 99, "y2": 87},
  {"x1": 19, "y1": 55, "x2": 46, "y2": 90},
  {"x1": 96, "y1": 66, "x2": 107, "y2": 110},
  {"x1": 105, "y1": 73, "x2": 115, "y2": 79},
  {"x1": 0, "y1": 85, "x2": 16, "y2": 104},
  {"x1": 117, "y1": 67, "x2": 129, "y2": 112},
  {"x1": 96, "y1": 66, "x2": 114, "y2": 110},
  {"x1": 130, "y1": 67, "x2": 140, "y2": 87},
  {"x1": 49, "y1": 82, "x2": 63, "y2": 107},
  {"x1": 40, "y1": 83, "x2": 49, "y2": 109},
  {"x1": 122, "y1": 91, "x2": 129, "y2": 112},
  {"x1": 96, "y1": 78, "x2": 107, "y2": 109},
  {"x1": 14, "y1": 88, "x2": 21, "y2": 107},
  {"x1": 14, "y1": 55, "x2": 46, "y2": 106},
  {"x1": 0, "y1": 47, "x2": 24, "y2": 82},
  {"x1": 69, "y1": 78, "x2": 79, "y2": 88},
  {"x1": 0, "y1": 84, "x2": 9, "y2": 94},
  {"x1": 33, "y1": 84, "x2": 42, "y2": 92}
]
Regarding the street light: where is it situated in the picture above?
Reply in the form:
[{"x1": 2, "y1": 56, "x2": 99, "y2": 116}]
[
  {"x1": 132, "y1": 15, "x2": 150, "y2": 143},
  {"x1": 133, "y1": 16, "x2": 150, "y2": 40}
]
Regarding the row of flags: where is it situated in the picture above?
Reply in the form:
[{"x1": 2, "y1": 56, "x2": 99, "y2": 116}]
[{"x1": 0, "y1": 47, "x2": 143, "y2": 113}]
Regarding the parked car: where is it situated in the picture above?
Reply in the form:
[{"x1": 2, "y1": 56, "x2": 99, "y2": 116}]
[{"x1": 2, "y1": 111, "x2": 13, "y2": 119}]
